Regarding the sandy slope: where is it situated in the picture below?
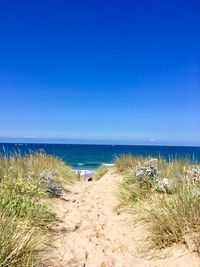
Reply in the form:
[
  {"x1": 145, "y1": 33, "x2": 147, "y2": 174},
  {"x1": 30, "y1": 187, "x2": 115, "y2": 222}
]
[{"x1": 43, "y1": 171, "x2": 200, "y2": 267}]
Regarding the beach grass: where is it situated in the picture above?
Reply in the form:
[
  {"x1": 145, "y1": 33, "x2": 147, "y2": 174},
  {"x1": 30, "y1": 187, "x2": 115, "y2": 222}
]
[
  {"x1": 116, "y1": 155, "x2": 200, "y2": 252},
  {"x1": 93, "y1": 165, "x2": 109, "y2": 180},
  {"x1": 0, "y1": 152, "x2": 77, "y2": 266},
  {"x1": 114, "y1": 154, "x2": 151, "y2": 173}
]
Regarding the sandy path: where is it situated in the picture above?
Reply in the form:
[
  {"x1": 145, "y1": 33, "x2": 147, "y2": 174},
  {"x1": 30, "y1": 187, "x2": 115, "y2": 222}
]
[{"x1": 43, "y1": 171, "x2": 200, "y2": 267}]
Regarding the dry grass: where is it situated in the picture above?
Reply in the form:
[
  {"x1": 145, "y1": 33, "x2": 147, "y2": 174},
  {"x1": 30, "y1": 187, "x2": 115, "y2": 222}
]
[
  {"x1": 116, "y1": 155, "x2": 200, "y2": 253},
  {"x1": 114, "y1": 154, "x2": 151, "y2": 173},
  {"x1": 143, "y1": 180, "x2": 200, "y2": 252},
  {"x1": 93, "y1": 165, "x2": 109, "y2": 181},
  {"x1": 0, "y1": 152, "x2": 77, "y2": 266}
]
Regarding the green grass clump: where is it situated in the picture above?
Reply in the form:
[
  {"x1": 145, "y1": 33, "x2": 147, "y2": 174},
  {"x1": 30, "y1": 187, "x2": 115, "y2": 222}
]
[
  {"x1": 0, "y1": 152, "x2": 77, "y2": 266},
  {"x1": 116, "y1": 155, "x2": 200, "y2": 252},
  {"x1": 117, "y1": 174, "x2": 153, "y2": 207},
  {"x1": 93, "y1": 165, "x2": 109, "y2": 180},
  {"x1": 0, "y1": 212, "x2": 40, "y2": 267}
]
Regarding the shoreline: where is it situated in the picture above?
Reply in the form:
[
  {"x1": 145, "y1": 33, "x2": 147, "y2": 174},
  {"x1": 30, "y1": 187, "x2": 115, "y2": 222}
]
[
  {"x1": 73, "y1": 164, "x2": 114, "y2": 179},
  {"x1": 73, "y1": 169, "x2": 94, "y2": 179}
]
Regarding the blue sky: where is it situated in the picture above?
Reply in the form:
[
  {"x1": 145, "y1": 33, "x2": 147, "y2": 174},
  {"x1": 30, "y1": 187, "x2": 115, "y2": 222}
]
[{"x1": 0, "y1": 0, "x2": 199, "y2": 145}]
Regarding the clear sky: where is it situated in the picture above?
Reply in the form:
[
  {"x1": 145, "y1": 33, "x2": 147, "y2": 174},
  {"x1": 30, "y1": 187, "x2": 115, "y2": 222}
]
[{"x1": 0, "y1": 0, "x2": 199, "y2": 145}]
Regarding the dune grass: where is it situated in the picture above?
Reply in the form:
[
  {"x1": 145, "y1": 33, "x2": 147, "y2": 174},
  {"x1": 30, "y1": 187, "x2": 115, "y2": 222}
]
[
  {"x1": 114, "y1": 154, "x2": 151, "y2": 173},
  {"x1": 0, "y1": 212, "x2": 41, "y2": 267},
  {"x1": 144, "y1": 179, "x2": 200, "y2": 252},
  {"x1": 93, "y1": 165, "x2": 109, "y2": 181},
  {"x1": 116, "y1": 155, "x2": 200, "y2": 253},
  {"x1": 0, "y1": 152, "x2": 77, "y2": 266}
]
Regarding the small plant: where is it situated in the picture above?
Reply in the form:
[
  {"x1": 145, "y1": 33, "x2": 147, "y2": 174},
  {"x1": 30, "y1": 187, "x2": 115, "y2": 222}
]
[
  {"x1": 134, "y1": 165, "x2": 158, "y2": 189},
  {"x1": 154, "y1": 178, "x2": 171, "y2": 193}
]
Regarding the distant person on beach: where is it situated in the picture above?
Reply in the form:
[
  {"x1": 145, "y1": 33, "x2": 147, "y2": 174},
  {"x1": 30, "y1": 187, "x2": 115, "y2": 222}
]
[{"x1": 77, "y1": 170, "x2": 81, "y2": 180}]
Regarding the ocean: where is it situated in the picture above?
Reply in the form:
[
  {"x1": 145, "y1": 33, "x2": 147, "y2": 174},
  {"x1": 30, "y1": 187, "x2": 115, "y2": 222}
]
[{"x1": 0, "y1": 143, "x2": 200, "y2": 170}]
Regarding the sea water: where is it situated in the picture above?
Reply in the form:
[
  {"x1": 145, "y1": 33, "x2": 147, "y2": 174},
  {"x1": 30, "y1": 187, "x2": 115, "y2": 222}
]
[{"x1": 0, "y1": 143, "x2": 200, "y2": 170}]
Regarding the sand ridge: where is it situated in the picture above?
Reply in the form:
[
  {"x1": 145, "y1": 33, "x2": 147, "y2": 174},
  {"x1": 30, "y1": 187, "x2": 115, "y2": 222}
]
[{"x1": 43, "y1": 171, "x2": 200, "y2": 267}]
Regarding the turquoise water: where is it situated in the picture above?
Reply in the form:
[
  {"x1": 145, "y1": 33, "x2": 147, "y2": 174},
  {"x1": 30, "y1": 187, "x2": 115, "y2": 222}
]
[{"x1": 0, "y1": 143, "x2": 200, "y2": 170}]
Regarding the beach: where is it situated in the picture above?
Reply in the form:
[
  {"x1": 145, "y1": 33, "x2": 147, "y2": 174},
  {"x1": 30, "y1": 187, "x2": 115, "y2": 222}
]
[
  {"x1": 43, "y1": 168, "x2": 200, "y2": 267},
  {"x1": 1, "y1": 151, "x2": 200, "y2": 266},
  {"x1": 1, "y1": 0, "x2": 199, "y2": 265}
]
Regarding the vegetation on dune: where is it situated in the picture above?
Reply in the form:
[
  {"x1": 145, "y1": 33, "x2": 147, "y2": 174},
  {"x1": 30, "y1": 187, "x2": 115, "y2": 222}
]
[
  {"x1": 93, "y1": 165, "x2": 109, "y2": 180},
  {"x1": 114, "y1": 154, "x2": 151, "y2": 173},
  {"x1": 144, "y1": 179, "x2": 200, "y2": 251},
  {"x1": 0, "y1": 152, "x2": 77, "y2": 266},
  {"x1": 0, "y1": 213, "x2": 41, "y2": 267},
  {"x1": 116, "y1": 155, "x2": 200, "y2": 253}
]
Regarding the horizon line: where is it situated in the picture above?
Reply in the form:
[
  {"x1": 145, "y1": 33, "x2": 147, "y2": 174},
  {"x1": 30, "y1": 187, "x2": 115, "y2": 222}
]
[{"x1": 0, "y1": 141, "x2": 199, "y2": 148}]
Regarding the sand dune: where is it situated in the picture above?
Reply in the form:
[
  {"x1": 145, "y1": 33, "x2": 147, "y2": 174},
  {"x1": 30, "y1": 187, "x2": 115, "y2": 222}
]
[{"x1": 43, "y1": 171, "x2": 200, "y2": 267}]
